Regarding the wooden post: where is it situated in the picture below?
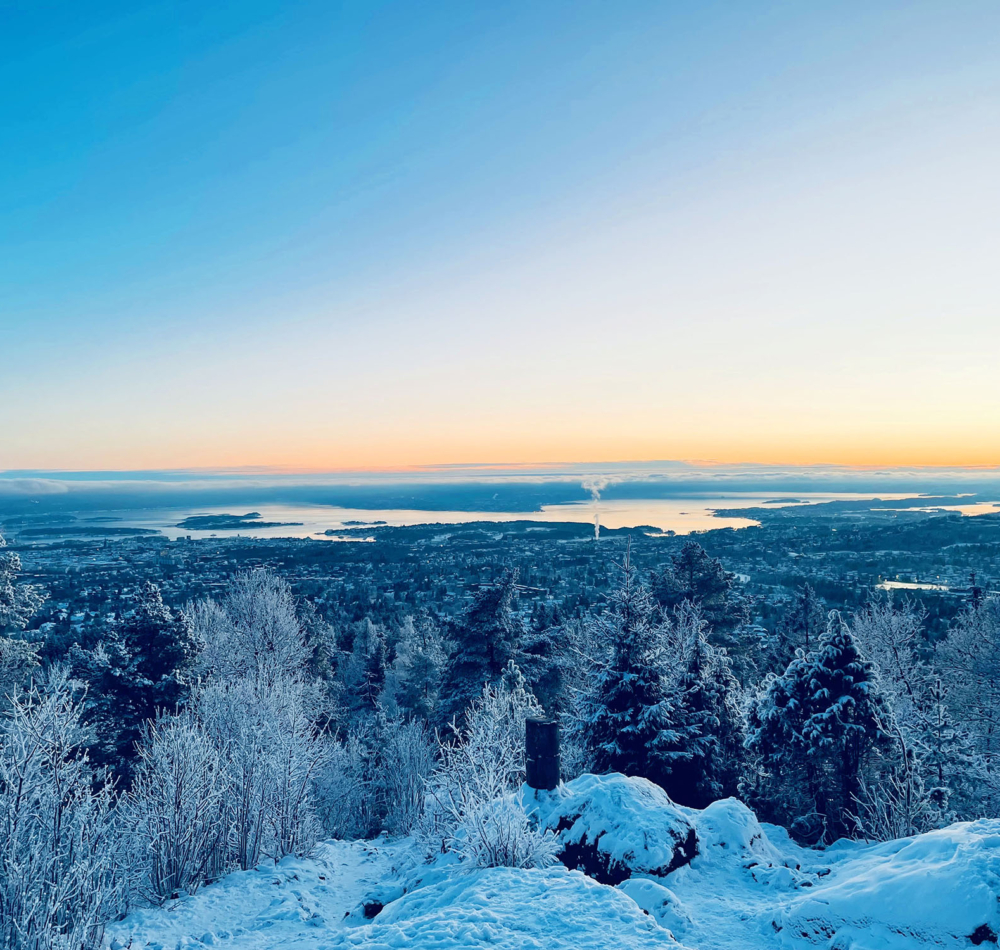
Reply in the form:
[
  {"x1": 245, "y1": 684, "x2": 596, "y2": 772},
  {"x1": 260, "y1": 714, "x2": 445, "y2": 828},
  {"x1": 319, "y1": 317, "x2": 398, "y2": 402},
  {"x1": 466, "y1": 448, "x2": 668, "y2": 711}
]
[{"x1": 525, "y1": 718, "x2": 560, "y2": 791}]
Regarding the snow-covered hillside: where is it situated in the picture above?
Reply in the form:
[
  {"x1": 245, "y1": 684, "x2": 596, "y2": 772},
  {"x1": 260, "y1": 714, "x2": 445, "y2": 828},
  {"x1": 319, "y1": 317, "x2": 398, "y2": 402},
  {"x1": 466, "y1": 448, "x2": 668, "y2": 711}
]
[{"x1": 108, "y1": 774, "x2": 1000, "y2": 950}]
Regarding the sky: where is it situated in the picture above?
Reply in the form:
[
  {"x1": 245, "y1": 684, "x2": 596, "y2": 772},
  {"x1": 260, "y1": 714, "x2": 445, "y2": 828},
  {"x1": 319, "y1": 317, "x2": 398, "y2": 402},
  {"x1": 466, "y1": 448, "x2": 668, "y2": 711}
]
[{"x1": 3, "y1": 1, "x2": 1000, "y2": 472}]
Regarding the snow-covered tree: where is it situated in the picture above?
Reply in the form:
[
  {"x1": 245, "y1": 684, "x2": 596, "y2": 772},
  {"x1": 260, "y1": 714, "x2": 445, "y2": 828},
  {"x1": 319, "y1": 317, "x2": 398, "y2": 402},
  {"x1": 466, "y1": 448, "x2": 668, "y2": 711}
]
[
  {"x1": 314, "y1": 721, "x2": 379, "y2": 839},
  {"x1": 197, "y1": 671, "x2": 327, "y2": 868},
  {"x1": 847, "y1": 596, "x2": 964, "y2": 835},
  {"x1": 937, "y1": 596, "x2": 1000, "y2": 813},
  {"x1": 576, "y1": 547, "x2": 676, "y2": 789},
  {"x1": 519, "y1": 619, "x2": 577, "y2": 716},
  {"x1": 438, "y1": 569, "x2": 522, "y2": 724},
  {"x1": 851, "y1": 596, "x2": 927, "y2": 736},
  {"x1": 0, "y1": 533, "x2": 46, "y2": 634},
  {"x1": 0, "y1": 669, "x2": 124, "y2": 950},
  {"x1": 426, "y1": 661, "x2": 542, "y2": 854},
  {"x1": 0, "y1": 635, "x2": 39, "y2": 709},
  {"x1": 455, "y1": 795, "x2": 559, "y2": 870},
  {"x1": 774, "y1": 584, "x2": 827, "y2": 660},
  {"x1": 0, "y1": 533, "x2": 45, "y2": 711},
  {"x1": 747, "y1": 612, "x2": 890, "y2": 841},
  {"x1": 71, "y1": 582, "x2": 199, "y2": 782},
  {"x1": 314, "y1": 709, "x2": 434, "y2": 840},
  {"x1": 339, "y1": 617, "x2": 388, "y2": 719},
  {"x1": 377, "y1": 715, "x2": 436, "y2": 835},
  {"x1": 650, "y1": 540, "x2": 741, "y2": 635},
  {"x1": 658, "y1": 602, "x2": 745, "y2": 808},
  {"x1": 383, "y1": 615, "x2": 447, "y2": 721},
  {"x1": 918, "y1": 676, "x2": 975, "y2": 819},
  {"x1": 195, "y1": 569, "x2": 309, "y2": 684}
]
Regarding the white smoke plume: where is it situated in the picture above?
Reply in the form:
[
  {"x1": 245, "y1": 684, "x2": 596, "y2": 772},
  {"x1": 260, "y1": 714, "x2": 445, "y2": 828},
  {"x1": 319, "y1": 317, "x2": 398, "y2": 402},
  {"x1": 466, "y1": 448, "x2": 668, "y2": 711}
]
[{"x1": 581, "y1": 476, "x2": 615, "y2": 503}]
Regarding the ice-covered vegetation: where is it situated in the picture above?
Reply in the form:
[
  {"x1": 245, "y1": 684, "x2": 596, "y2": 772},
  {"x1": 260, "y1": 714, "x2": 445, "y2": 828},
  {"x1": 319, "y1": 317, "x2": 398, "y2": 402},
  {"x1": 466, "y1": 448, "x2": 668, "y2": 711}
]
[{"x1": 0, "y1": 529, "x2": 999, "y2": 947}]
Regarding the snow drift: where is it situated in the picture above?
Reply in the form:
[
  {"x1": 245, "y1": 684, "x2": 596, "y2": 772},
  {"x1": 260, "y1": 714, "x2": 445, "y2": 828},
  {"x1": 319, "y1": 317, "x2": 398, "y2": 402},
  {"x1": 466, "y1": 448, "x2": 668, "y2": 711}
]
[
  {"x1": 106, "y1": 775, "x2": 1000, "y2": 950},
  {"x1": 773, "y1": 820, "x2": 1000, "y2": 948},
  {"x1": 338, "y1": 866, "x2": 682, "y2": 949}
]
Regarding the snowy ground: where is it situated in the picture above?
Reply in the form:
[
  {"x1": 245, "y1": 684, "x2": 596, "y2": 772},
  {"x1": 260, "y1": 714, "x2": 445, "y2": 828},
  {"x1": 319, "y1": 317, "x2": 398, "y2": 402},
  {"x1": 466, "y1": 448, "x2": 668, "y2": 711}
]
[
  {"x1": 108, "y1": 778, "x2": 1000, "y2": 950},
  {"x1": 108, "y1": 840, "x2": 400, "y2": 950}
]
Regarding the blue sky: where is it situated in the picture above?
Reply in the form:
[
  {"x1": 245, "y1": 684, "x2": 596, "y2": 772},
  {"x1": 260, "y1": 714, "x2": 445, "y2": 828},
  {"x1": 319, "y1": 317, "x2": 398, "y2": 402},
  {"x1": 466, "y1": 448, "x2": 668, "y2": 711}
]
[{"x1": 3, "y1": 2, "x2": 1000, "y2": 470}]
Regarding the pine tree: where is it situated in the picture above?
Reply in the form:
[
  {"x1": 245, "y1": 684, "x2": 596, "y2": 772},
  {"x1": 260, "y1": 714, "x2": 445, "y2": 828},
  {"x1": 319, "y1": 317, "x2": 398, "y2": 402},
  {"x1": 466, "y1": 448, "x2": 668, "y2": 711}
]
[
  {"x1": 438, "y1": 569, "x2": 522, "y2": 725},
  {"x1": 578, "y1": 546, "x2": 676, "y2": 788},
  {"x1": 650, "y1": 541, "x2": 740, "y2": 635},
  {"x1": 747, "y1": 612, "x2": 889, "y2": 840},
  {"x1": 71, "y1": 582, "x2": 199, "y2": 782},
  {"x1": 775, "y1": 584, "x2": 827, "y2": 659}
]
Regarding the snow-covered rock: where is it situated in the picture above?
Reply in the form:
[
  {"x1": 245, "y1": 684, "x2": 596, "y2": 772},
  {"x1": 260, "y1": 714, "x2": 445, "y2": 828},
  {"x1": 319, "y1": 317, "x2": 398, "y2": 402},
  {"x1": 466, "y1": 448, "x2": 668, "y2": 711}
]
[
  {"x1": 618, "y1": 877, "x2": 693, "y2": 939},
  {"x1": 682, "y1": 797, "x2": 816, "y2": 889},
  {"x1": 524, "y1": 772, "x2": 697, "y2": 884},
  {"x1": 689, "y1": 797, "x2": 785, "y2": 868},
  {"x1": 336, "y1": 866, "x2": 686, "y2": 949}
]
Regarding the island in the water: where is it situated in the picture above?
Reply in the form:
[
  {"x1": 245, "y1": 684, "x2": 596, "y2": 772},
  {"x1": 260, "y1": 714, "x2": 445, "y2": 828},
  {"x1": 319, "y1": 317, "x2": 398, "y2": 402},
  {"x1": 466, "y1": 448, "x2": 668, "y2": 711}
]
[{"x1": 176, "y1": 512, "x2": 304, "y2": 530}]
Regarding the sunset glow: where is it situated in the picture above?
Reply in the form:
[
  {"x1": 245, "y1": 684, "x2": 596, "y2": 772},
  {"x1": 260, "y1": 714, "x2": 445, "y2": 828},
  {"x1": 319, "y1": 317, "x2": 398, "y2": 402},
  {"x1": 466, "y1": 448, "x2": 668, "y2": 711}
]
[{"x1": 4, "y1": 2, "x2": 1000, "y2": 472}]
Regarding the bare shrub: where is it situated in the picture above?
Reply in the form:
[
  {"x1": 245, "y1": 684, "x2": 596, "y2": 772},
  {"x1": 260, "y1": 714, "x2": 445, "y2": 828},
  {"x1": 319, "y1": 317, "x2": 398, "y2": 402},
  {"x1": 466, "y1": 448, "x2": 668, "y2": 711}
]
[
  {"x1": 125, "y1": 711, "x2": 227, "y2": 904},
  {"x1": 0, "y1": 669, "x2": 124, "y2": 950},
  {"x1": 456, "y1": 795, "x2": 559, "y2": 869}
]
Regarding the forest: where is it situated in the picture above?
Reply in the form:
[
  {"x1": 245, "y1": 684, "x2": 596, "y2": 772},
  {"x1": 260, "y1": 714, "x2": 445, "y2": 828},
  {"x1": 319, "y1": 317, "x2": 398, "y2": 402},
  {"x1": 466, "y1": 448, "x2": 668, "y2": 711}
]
[{"x1": 1, "y1": 526, "x2": 997, "y2": 948}]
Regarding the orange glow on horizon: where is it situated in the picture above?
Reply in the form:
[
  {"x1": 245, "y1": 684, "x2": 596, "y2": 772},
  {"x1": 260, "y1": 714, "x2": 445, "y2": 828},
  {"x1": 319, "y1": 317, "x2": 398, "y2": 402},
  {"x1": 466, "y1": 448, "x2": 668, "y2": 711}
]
[{"x1": 18, "y1": 439, "x2": 1000, "y2": 475}]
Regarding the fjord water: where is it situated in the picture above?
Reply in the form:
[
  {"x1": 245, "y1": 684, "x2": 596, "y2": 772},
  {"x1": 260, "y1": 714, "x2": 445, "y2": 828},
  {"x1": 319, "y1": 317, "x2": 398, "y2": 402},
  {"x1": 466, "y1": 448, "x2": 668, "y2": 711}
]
[{"x1": 55, "y1": 492, "x2": 944, "y2": 541}]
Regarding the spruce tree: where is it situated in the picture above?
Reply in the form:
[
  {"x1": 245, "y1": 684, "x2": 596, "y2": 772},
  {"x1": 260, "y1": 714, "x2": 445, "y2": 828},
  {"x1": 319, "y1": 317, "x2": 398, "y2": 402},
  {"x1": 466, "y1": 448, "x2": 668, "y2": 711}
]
[
  {"x1": 748, "y1": 612, "x2": 889, "y2": 840},
  {"x1": 339, "y1": 617, "x2": 389, "y2": 720},
  {"x1": 438, "y1": 569, "x2": 522, "y2": 724},
  {"x1": 519, "y1": 620, "x2": 575, "y2": 716},
  {"x1": 385, "y1": 615, "x2": 447, "y2": 721},
  {"x1": 659, "y1": 603, "x2": 745, "y2": 807},
  {"x1": 650, "y1": 541, "x2": 740, "y2": 635},
  {"x1": 71, "y1": 582, "x2": 199, "y2": 782},
  {"x1": 579, "y1": 546, "x2": 675, "y2": 788},
  {"x1": 775, "y1": 584, "x2": 827, "y2": 660}
]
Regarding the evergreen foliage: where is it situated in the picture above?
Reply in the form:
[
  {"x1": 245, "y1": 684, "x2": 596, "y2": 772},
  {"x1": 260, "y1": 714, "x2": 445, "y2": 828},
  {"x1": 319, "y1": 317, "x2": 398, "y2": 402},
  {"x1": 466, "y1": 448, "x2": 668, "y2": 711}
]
[
  {"x1": 775, "y1": 584, "x2": 827, "y2": 659},
  {"x1": 578, "y1": 547, "x2": 676, "y2": 789},
  {"x1": 0, "y1": 533, "x2": 47, "y2": 633},
  {"x1": 383, "y1": 615, "x2": 447, "y2": 721},
  {"x1": 650, "y1": 541, "x2": 740, "y2": 634},
  {"x1": 438, "y1": 569, "x2": 522, "y2": 725},
  {"x1": 747, "y1": 612, "x2": 889, "y2": 840},
  {"x1": 71, "y1": 582, "x2": 199, "y2": 783},
  {"x1": 658, "y1": 602, "x2": 745, "y2": 807}
]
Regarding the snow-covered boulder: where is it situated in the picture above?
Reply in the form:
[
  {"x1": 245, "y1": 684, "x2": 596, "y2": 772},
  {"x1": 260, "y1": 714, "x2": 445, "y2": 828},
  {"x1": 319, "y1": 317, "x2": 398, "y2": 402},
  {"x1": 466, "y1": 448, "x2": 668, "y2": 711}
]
[
  {"x1": 683, "y1": 797, "x2": 817, "y2": 889},
  {"x1": 618, "y1": 878, "x2": 693, "y2": 939},
  {"x1": 524, "y1": 773, "x2": 697, "y2": 884},
  {"x1": 690, "y1": 797, "x2": 785, "y2": 867},
  {"x1": 338, "y1": 866, "x2": 688, "y2": 949},
  {"x1": 772, "y1": 819, "x2": 1000, "y2": 949}
]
